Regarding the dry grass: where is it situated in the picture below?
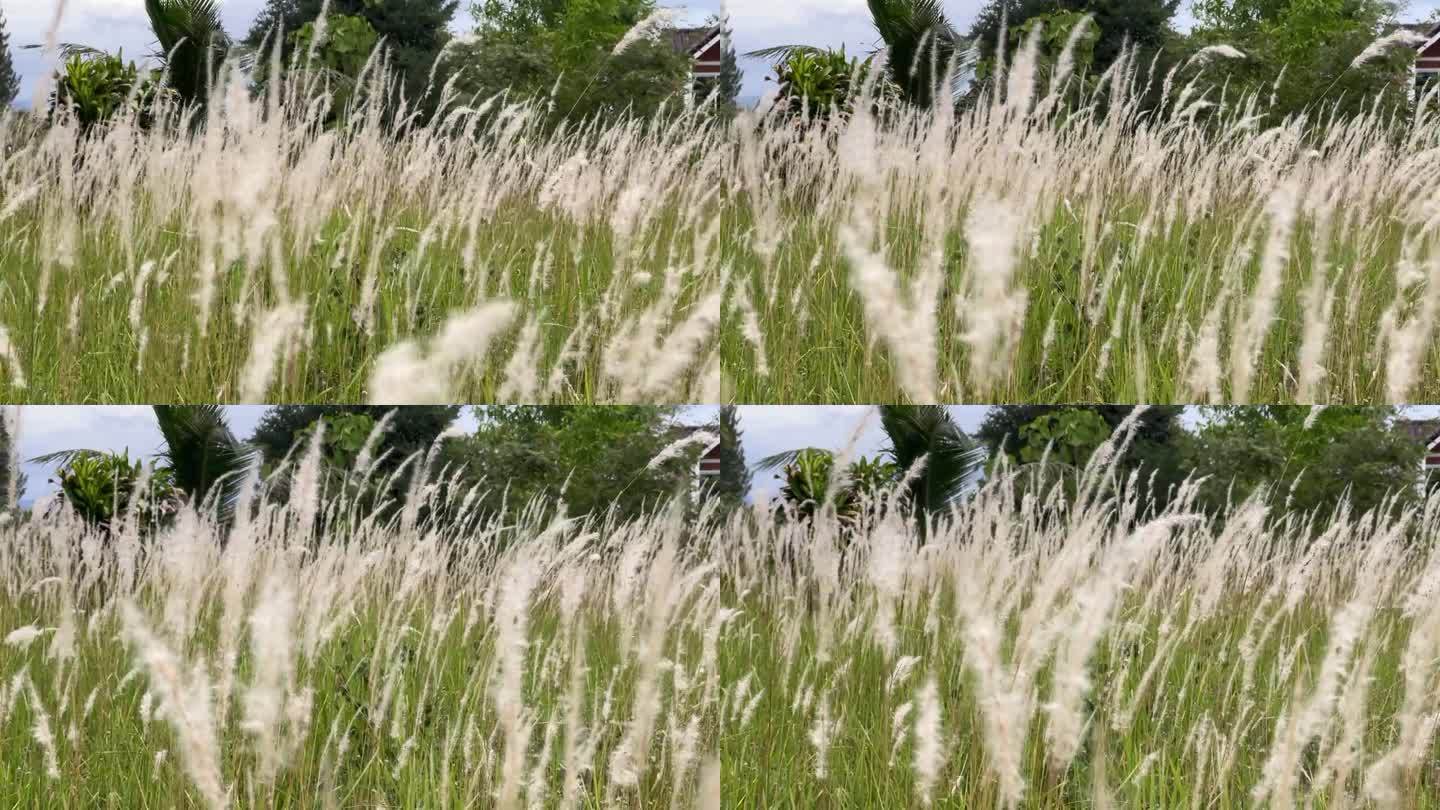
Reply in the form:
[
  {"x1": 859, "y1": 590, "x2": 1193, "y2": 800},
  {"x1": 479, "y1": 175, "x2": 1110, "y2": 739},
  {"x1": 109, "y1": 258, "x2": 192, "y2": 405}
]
[
  {"x1": 721, "y1": 416, "x2": 1440, "y2": 807},
  {"x1": 0, "y1": 62, "x2": 729, "y2": 403},
  {"x1": 0, "y1": 427, "x2": 722, "y2": 808},
  {"x1": 722, "y1": 38, "x2": 1440, "y2": 404}
]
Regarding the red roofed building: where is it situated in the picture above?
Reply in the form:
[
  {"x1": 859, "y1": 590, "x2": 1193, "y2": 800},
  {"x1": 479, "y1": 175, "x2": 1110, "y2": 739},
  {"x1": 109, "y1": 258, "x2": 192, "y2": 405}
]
[
  {"x1": 1412, "y1": 22, "x2": 1440, "y2": 99},
  {"x1": 667, "y1": 25, "x2": 724, "y2": 105},
  {"x1": 1396, "y1": 418, "x2": 1440, "y2": 476}
]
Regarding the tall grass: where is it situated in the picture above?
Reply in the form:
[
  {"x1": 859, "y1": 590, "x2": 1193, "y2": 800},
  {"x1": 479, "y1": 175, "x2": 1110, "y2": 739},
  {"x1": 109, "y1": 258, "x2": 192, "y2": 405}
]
[
  {"x1": 722, "y1": 416, "x2": 1440, "y2": 807},
  {"x1": 0, "y1": 427, "x2": 722, "y2": 807},
  {"x1": 0, "y1": 56, "x2": 729, "y2": 403},
  {"x1": 723, "y1": 32, "x2": 1440, "y2": 404}
]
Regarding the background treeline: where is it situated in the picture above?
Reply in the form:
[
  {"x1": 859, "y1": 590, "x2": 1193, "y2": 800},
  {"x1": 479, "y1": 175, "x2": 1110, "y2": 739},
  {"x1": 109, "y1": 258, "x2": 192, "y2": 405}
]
[
  {"x1": 757, "y1": 405, "x2": 1439, "y2": 532},
  {"x1": 1, "y1": 405, "x2": 739, "y2": 534},
  {"x1": 0, "y1": 0, "x2": 742, "y2": 130},
  {"x1": 756, "y1": 0, "x2": 1429, "y2": 127}
]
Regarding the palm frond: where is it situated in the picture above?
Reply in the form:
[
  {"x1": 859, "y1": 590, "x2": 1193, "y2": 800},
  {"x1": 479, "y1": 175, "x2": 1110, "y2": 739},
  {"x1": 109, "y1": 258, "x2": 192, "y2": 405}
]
[
  {"x1": 28, "y1": 449, "x2": 108, "y2": 467},
  {"x1": 744, "y1": 44, "x2": 827, "y2": 61},
  {"x1": 21, "y1": 43, "x2": 109, "y2": 59},
  {"x1": 756, "y1": 447, "x2": 834, "y2": 472},
  {"x1": 152, "y1": 405, "x2": 257, "y2": 520}
]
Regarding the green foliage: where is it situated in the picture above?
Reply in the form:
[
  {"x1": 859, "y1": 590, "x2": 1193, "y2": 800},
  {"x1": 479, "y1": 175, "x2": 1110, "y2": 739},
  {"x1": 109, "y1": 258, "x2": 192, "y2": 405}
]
[
  {"x1": 143, "y1": 0, "x2": 232, "y2": 107},
  {"x1": 1017, "y1": 409, "x2": 1111, "y2": 466},
  {"x1": 770, "y1": 47, "x2": 880, "y2": 122},
  {"x1": 440, "y1": 406, "x2": 694, "y2": 522},
  {"x1": 969, "y1": 0, "x2": 1180, "y2": 75},
  {"x1": 711, "y1": 405, "x2": 750, "y2": 510},
  {"x1": 251, "y1": 406, "x2": 459, "y2": 473},
  {"x1": 152, "y1": 405, "x2": 255, "y2": 521},
  {"x1": 46, "y1": 450, "x2": 177, "y2": 530},
  {"x1": 50, "y1": 53, "x2": 151, "y2": 130},
  {"x1": 0, "y1": 414, "x2": 11, "y2": 511},
  {"x1": 291, "y1": 13, "x2": 380, "y2": 77},
  {"x1": 1187, "y1": 0, "x2": 1410, "y2": 123},
  {"x1": 769, "y1": 449, "x2": 895, "y2": 529},
  {"x1": 865, "y1": 0, "x2": 966, "y2": 108},
  {"x1": 1182, "y1": 406, "x2": 1421, "y2": 521},
  {"x1": 447, "y1": 0, "x2": 691, "y2": 129},
  {"x1": 0, "y1": 10, "x2": 19, "y2": 108},
  {"x1": 878, "y1": 405, "x2": 986, "y2": 519},
  {"x1": 246, "y1": 0, "x2": 459, "y2": 120}
]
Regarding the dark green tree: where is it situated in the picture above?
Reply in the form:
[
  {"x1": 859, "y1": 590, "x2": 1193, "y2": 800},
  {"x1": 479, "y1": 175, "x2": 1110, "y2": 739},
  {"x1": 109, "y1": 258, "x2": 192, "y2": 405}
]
[
  {"x1": 1187, "y1": 0, "x2": 1409, "y2": 123},
  {"x1": 712, "y1": 405, "x2": 751, "y2": 509},
  {"x1": 245, "y1": 0, "x2": 458, "y2": 115},
  {"x1": 0, "y1": 9, "x2": 20, "y2": 108},
  {"x1": 452, "y1": 0, "x2": 689, "y2": 128},
  {"x1": 440, "y1": 406, "x2": 696, "y2": 522},
  {"x1": 251, "y1": 406, "x2": 460, "y2": 468},
  {"x1": 1181, "y1": 406, "x2": 1422, "y2": 522},
  {"x1": 144, "y1": 0, "x2": 233, "y2": 108},
  {"x1": 0, "y1": 411, "x2": 12, "y2": 510},
  {"x1": 968, "y1": 0, "x2": 1180, "y2": 75},
  {"x1": 718, "y1": 16, "x2": 742, "y2": 110},
  {"x1": 978, "y1": 405, "x2": 1188, "y2": 508},
  {"x1": 152, "y1": 405, "x2": 256, "y2": 520}
]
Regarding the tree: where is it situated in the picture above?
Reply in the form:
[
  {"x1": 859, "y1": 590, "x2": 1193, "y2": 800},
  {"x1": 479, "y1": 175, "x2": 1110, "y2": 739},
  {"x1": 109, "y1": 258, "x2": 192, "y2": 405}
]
[
  {"x1": 143, "y1": 0, "x2": 233, "y2": 108},
  {"x1": 1187, "y1": 0, "x2": 1410, "y2": 123},
  {"x1": 968, "y1": 0, "x2": 1180, "y2": 76},
  {"x1": 452, "y1": 0, "x2": 690, "y2": 128},
  {"x1": 1181, "y1": 406, "x2": 1422, "y2": 522},
  {"x1": 32, "y1": 406, "x2": 253, "y2": 528},
  {"x1": 251, "y1": 406, "x2": 460, "y2": 469},
  {"x1": 717, "y1": 15, "x2": 742, "y2": 110},
  {"x1": 439, "y1": 406, "x2": 697, "y2": 522},
  {"x1": 0, "y1": 411, "x2": 12, "y2": 511},
  {"x1": 711, "y1": 406, "x2": 751, "y2": 509},
  {"x1": 152, "y1": 405, "x2": 256, "y2": 520},
  {"x1": 245, "y1": 0, "x2": 459, "y2": 116},
  {"x1": 978, "y1": 405, "x2": 1188, "y2": 508},
  {"x1": 0, "y1": 9, "x2": 20, "y2": 108}
]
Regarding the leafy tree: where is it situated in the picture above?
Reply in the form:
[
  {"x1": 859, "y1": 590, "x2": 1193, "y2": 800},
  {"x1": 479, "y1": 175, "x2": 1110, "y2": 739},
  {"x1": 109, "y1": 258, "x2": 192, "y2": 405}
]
[
  {"x1": 979, "y1": 405, "x2": 1188, "y2": 507},
  {"x1": 716, "y1": 15, "x2": 742, "y2": 111},
  {"x1": 711, "y1": 405, "x2": 751, "y2": 510},
  {"x1": 245, "y1": 0, "x2": 459, "y2": 116},
  {"x1": 0, "y1": 9, "x2": 19, "y2": 108},
  {"x1": 34, "y1": 407, "x2": 252, "y2": 525},
  {"x1": 0, "y1": 412, "x2": 12, "y2": 511},
  {"x1": 768, "y1": 449, "x2": 896, "y2": 529},
  {"x1": 968, "y1": 0, "x2": 1180, "y2": 76},
  {"x1": 49, "y1": 53, "x2": 158, "y2": 130},
  {"x1": 452, "y1": 0, "x2": 690, "y2": 128},
  {"x1": 1181, "y1": 406, "x2": 1422, "y2": 521},
  {"x1": 152, "y1": 405, "x2": 256, "y2": 520},
  {"x1": 43, "y1": 451, "x2": 177, "y2": 531},
  {"x1": 251, "y1": 406, "x2": 460, "y2": 470},
  {"x1": 1187, "y1": 0, "x2": 1410, "y2": 123},
  {"x1": 439, "y1": 406, "x2": 697, "y2": 522}
]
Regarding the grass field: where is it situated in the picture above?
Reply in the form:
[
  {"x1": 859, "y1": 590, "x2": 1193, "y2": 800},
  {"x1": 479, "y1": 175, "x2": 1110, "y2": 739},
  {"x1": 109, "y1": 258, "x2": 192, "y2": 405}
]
[
  {"x1": 0, "y1": 75, "x2": 728, "y2": 404},
  {"x1": 721, "y1": 49, "x2": 1440, "y2": 404},
  {"x1": 720, "y1": 435, "x2": 1440, "y2": 808},
  {"x1": 0, "y1": 440, "x2": 721, "y2": 808}
]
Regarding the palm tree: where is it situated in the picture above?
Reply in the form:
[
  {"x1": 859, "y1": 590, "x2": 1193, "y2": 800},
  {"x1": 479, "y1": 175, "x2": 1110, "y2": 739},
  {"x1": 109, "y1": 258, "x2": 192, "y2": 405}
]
[
  {"x1": 143, "y1": 0, "x2": 232, "y2": 107},
  {"x1": 152, "y1": 405, "x2": 256, "y2": 520},
  {"x1": 747, "y1": 0, "x2": 973, "y2": 109},
  {"x1": 758, "y1": 405, "x2": 987, "y2": 527}
]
